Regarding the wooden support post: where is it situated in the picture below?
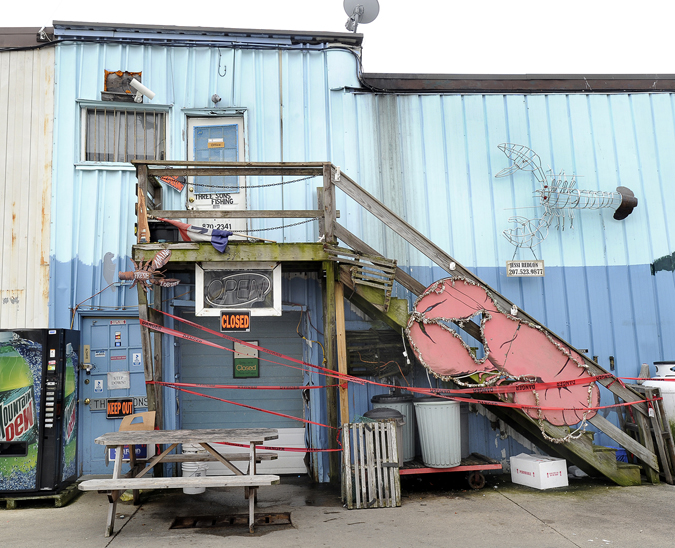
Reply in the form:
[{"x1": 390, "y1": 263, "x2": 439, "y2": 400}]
[
  {"x1": 136, "y1": 165, "x2": 151, "y2": 244},
  {"x1": 322, "y1": 260, "x2": 339, "y2": 483},
  {"x1": 322, "y1": 164, "x2": 335, "y2": 244},
  {"x1": 316, "y1": 187, "x2": 325, "y2": 241},
  {"x1": 137, "y1": 285, "x2": 157, "y2": 424},
  {"x1": 335, "y1": 282, "x2": 350, "y2": 425},
  {"x1": 149, "y1": 288, "x2": 163, "y2": 431}
]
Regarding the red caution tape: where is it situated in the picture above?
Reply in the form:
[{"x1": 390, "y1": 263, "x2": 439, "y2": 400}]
[
  {"x1": 150, "y1": 380, "x2": 334, "y2": 391},
  {"x1": 163, "y1": 383, "x2": 339, "y2": 430}
]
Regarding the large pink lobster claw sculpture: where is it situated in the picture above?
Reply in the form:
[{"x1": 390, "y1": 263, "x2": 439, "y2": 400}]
[
  {"x1": 405, "y1": 277, "x2": 599, "y2": 427},
  {"x1": 118, "y1": 249, "x2": 180, "y2": 292}
]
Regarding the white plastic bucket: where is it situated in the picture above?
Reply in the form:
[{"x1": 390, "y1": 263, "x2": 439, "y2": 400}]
[
  {"x1": 181, "y1": 444, "x2": 209, "y2": 494},
  {"x1": 181, "y1": 461, "x2": 208, "y2": 494}
]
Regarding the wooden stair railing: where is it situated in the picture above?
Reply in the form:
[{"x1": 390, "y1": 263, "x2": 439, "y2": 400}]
[{"x1": 324, "y1": 167, "x2": 658, "y2": 483}]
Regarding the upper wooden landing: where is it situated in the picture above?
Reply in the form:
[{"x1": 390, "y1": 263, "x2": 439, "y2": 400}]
[{"x1": 132, "y1": 242, "x2": 330, "y2": 271}]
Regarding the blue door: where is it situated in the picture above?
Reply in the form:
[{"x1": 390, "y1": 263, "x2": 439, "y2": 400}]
[
  {"x1": 193, "y1": 124, "x2": 239, "y2": 193},
  {"x1": 78, "y1": 317, "x2": 146, "y2": 475}
]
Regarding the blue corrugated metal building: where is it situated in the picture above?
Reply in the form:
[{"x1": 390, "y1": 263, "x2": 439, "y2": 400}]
[{"x1": 38, "y1": 21, "x2": 675, "y2": 480}]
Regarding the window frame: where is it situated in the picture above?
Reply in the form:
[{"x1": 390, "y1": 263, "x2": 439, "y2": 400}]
[{"x1": 76, "y1": 100, "x2": 170, "y2": 169}]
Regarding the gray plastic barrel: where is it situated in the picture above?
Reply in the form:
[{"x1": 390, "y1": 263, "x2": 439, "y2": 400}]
[
  {"x1": 363, "y1": 407, "x2": 406, "y2": 468},
  {"x1": 413, "y1": 396, "x2": 461, "y2": 468},
  {"x1": 372, "y1": 393, "x2": 416, "y2": 462}
]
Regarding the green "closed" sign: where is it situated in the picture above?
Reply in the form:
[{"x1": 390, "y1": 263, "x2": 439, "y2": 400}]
[{"x1": 233, "y1": 341, "x2": 259, "y2": 378}]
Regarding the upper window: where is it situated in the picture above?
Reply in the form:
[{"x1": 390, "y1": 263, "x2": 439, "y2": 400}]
[{"x1": 83, "y1": 106, "x2": 166, "y2": 162}]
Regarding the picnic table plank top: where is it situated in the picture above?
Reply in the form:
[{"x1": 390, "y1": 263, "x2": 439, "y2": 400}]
[{"x1": 95, "y1": 428, "x2": 278, "y2": 446}]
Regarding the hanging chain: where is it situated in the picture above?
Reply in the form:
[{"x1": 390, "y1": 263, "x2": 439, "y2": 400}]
[
  {"x1": 185, "y1": 175, "x2": 317, "y2": 191},
  {"x1": 245, "y1": 218, "x2": 316, "y2": 233}
]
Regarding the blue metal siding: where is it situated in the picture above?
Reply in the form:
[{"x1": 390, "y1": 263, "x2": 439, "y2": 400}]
[{"x1": 51, "y1": 36, "x2": 675, "y2": 470}]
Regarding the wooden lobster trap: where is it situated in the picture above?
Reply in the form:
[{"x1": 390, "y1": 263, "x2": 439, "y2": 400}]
[{"x1": 341, "y1": 421, "x2": 401, "y2": 509}]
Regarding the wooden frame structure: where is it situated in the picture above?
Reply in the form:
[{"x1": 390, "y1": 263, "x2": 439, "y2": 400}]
[{"x1": 130, "y1": 160, "x2": 660, "y2": 485}]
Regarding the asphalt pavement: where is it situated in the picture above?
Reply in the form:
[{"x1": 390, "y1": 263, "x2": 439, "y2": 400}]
[{"x1": 2, "y1": 474, "x2": 674, "y2": 548}]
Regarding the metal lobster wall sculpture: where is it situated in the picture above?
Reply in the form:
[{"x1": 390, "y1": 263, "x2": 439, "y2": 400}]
[
  {"x1": 496, "y1": 143, "x2": 638, "y2": 254},
  {"x1": 118, "y1": 249, "x2": 180, "y2": 292}
]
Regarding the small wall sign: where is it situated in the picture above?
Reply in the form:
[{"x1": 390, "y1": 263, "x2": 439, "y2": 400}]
[
  {"x1": 233, "y1": 341, "x2": 259, "y2": 378},
  {"x1": 107, "y1": 371, "x2": 130, "y2": 390},
  {"x1": 506, "y1": 260, "x2": 545, "y2": 277},
  {"x1": 107, "y1": 398, "x2": 134, "y2": 418}
]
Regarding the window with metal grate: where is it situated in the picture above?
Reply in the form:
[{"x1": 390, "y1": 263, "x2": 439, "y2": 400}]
[{"x1": 83, "y1": 107, "x2": 166, "y2": 162}]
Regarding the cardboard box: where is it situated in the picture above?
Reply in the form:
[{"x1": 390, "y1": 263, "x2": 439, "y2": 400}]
[
  {"x1": 107, "y1": 411, "x2": 156, "y2": 462},
  {"x1": 510, "y1": 453, "x2": 568, "y2": 490}
]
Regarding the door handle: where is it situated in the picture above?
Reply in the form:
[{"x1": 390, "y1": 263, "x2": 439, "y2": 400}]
[{"x1": 84, "y1": 398, "x2": 91, "y2": 405}]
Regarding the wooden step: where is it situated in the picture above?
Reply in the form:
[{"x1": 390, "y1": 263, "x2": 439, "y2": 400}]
[
  {"x1": 616, "y1": 462, "x2": 642, "y2": 485},
  {"x1": 79, "y1": 475, "x2": 280, "y2": 492}
]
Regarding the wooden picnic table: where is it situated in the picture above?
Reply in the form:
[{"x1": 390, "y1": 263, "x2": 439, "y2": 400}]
[{"x1": 78, "y1": 428, "x2": 279, "y2": 536}]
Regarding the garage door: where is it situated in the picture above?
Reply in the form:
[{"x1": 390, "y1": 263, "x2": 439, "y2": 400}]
[{"x1": 179, "y1": 313, "x2": 306, "y2": 474}]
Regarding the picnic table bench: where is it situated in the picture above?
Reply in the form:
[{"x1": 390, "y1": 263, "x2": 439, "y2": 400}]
[{"x1": 78, "y1": 427, "x2": 279, "y2": 536}]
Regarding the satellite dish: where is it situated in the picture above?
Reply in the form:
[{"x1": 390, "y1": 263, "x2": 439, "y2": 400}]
[{"x1": 344, "y1": 0, "x2": 380, "y2": 32}]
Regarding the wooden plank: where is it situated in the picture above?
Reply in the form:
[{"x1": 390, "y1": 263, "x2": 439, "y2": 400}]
[
  {"x1": 365, "y1": 424, "x2": 376, "y2": 508},
  {"x1": 150, "y1": 209, "x2": 326, "y2": 219},
  {"x1": 316, "y1": 187, "x2": 326, "y2": 240},
  {"x1": 334, "y1": 223, "x2": 427, "y2": 297},
  {"x1": 151, "y1": 291, "x2": 163, "y2": 431},
  {"x1": 323, "y1": 260, "x2": 339, "y2": 483},
  {"x1": 135, "y1": 444, "x2": 179, "y2": 479},
  {"x1": 134, "y1": 160, "x2": 326, "y2": 168},
  {"x1": 358, "y1": 424, "x2": 367, "y2": 508},
  {"x1": 644, "y1": 388, "x2": 673, "y2": 484},
  {"x1": 79, "y1": 475, "x2": 280, "y2": 490},
  {"x1": 137, "y1": 289, "x2": 157, "y2": 418},
  {"x1": 147, "y1": 167, "x2": 322, "y2": 177},
  {"x1": 587, "y1": 414, "x2": 659, "y2": 473},
  {"x1": 373, "y1": 422, "x2": 383, "y2": 507},
  {"x1": 655, "y1": 397, "x2": 675, "y2": 475},
  {"x1": 95, "y1": 428, "x2": 278, "y2": 445},
  {"x1": 323, "y1": 164, "x2": 336, "y2": 244},
  {"x1": 342, "y1": 424, "x2": 353, "y2": 509},
  {"x1": 378, "y1": 424, "x2": 389, "y2": 507},
  {"x1": 333, "y1": 175, "x2": 648, "y2": 413},
  {"x1": 335, "y1": 282, "x2": 350, "y2": 425},
  {"x1": 389, "y1": 424, "x2": 401, "y2": 507},
  {"x1": 136, "y1": 165, "x2": 151, "y2": 243},
  {"x1": 134, "y1": 242, "x2": 330, "y2": 264},
  {"x1": 160, "y1": 452, "x2": 277, "y2": 462}
]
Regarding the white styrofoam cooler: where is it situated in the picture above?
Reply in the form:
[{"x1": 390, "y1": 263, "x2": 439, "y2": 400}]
[{"x1": 510, "y1": 453, "x2": 568, "y2": 490}]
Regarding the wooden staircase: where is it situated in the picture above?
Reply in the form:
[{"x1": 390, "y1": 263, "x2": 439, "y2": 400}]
[{"x1": 322, "y1": 167, "x2": 664, "y2": 487}]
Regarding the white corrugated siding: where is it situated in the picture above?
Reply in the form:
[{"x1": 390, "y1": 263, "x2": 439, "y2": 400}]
[{"x1": 0, "y1": 48, "x2": 54, "y2": 328}]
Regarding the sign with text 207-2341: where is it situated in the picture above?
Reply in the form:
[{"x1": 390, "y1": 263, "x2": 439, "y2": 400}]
[{"x1": 506, "y1": 260, "x2": 545, "y2": 277}]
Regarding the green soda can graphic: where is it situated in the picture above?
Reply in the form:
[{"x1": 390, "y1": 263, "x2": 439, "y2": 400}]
[{"x1": 0, "y1": 342, "x2": 37, "y2": 445}]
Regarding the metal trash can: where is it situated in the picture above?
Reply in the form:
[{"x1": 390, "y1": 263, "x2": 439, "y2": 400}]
[
  {"x1": 371, "y1": 392, "x2": 416, "y2": 462},
  {"x1": 363, "y1": 407, "x2": 406, "y2": 468},
  {"x1": 413, "y1": 396, "x2": 461, "y2": 468}
]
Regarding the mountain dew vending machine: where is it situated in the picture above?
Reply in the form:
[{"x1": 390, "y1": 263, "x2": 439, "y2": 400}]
[{"x1": 0, "y1": 329, "x2": 79, "y2": 495}]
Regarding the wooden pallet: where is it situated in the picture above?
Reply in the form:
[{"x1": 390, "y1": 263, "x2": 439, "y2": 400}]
[
  {"x1": 618, "y1": 384, "x2": 675, "y2": 485},
  {"x1": 342, "y1": 421, "x2": 401, "y2": 509},
  {"x1": 1, "y1": 482, "x2": 80, "y2": 509}
]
